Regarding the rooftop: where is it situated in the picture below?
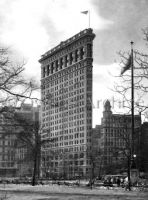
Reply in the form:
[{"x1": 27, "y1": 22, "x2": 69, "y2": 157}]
[{"x1": 39, "y1": 28, "x2": 95, "y2": 62}]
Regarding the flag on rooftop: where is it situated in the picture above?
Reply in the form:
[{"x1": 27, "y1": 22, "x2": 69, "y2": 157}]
[
  {"x1": 121, "y1": 54, "x2": 132, "y2": 75},
  {"x1": 81, "y1": 10, "x2": 88, "y2": 14},
  {"x1": 81, "y1": 10, "x2": 90, "y2": 28}
]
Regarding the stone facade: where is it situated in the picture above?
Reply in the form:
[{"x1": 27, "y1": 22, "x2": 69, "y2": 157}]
[
  {"x1": 0, "y1": 104, "x2": 40, "y2": 177},
  {"x1": 92, "y1": 125, "x2": 102, "y2": 178},
  {"x1": 99, "y1": 100, "x2": 141, "y2": 174},
  {"x1": 0, "y1": 111, "x2": 17, "y2": 177},
  {"x1": 15, "y1": 103, "x2": 40, "y2": 177},
  {"x1": 39, "y1": 28, "x2": 95, "y2": 179},
  {"x1": 140, "y1": 122, "x2": 148, "y2": 176}
]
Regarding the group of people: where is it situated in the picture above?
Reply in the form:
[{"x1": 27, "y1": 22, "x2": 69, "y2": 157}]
[{"x1": 103, "y1": 176, "x2": 127, "y2": 187}]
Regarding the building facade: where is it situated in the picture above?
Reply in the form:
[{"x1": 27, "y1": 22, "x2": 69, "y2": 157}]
[
  {"x1": 15, "y1": 103, "x2": 40, "y2": 177},
  {"x1": 39, "y1": 28, "x2": 95, "y2": 178},
  {"x1": 0, "y1": 104, "x2": 40, "y2": 177},
  {"x1": 140, "y1": 122, "x2": 148, "y2": 175},
  {"x1": 92, "y1": 125, "x2": 102, "y2": 178},
  {"x1": 99, "y1": 100, "x2": 141, "y2": 174},
  {"x1": 0, "y1": 110, "x2": 16, "y2": 177}
]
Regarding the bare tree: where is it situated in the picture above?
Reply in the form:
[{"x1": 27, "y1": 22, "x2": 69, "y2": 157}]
[
  {"x1": 1, "y1": 110, "x2": 40, "y2": 185},
  {"x1": 0, "y1": 46, "x2": 43, "y2": 185},
  {"x1": 0, "y1": 47, "x2": 39, "y2": 109},
  {"x1": 1, "y1": 110, "x2": 55, "y2": 186},
  {"x1": 113, "y1": 28, "x2": 148, "y2": 116},
  {"x1": 111, "y1": 29, "x2": 148, "y2": 189},
  {"x1": 86, "y1": 145, "x2": 103, "y2": 189}
]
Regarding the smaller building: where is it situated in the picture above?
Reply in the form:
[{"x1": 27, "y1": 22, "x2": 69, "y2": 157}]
[
  {"x1": 92, "y1": 125, "x2": 102, "y2": 178},
  {"x1": 98, "y1": 100, "x2": 141, "y2": 175},
  {"x1": 0, "y1": 103, "x2": 40, "y2": 177},
  {"x1": 0, "y1": 108, "x2": 17, "y2": 177},
  {"x1": 140, "y1": 122, "x2": 148, "y2": 176},
  {"x1": 15, "y1": 103, "x2": 40, "y2": 177}
]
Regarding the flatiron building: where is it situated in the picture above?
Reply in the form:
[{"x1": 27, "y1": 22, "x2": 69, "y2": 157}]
[{"x1": 39, "y1": 28, "x2": 95, "y2": 178}]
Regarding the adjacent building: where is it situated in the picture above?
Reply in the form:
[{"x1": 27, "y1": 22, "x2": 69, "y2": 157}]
[
  {"x1": 0, "y1": 109, "x2": 16, "y2": 177},
  {"x1": 0, "y1": 103, "x2": 40, "y2": 177},
  {"x1": 140, "y1": 122, "x2": 148, "y2": 176},
  {"x1": 92, "y1": 125, "x2": 102, "y2": 178},
  {"x1": 39, "y1": 28, "x2": 95, "y2": 178},
  {"x1": 15, "y1": 103, "x2": 40, "y2": 177},
  {"x1": 99, "y1": 100, "x2": 141, "y2": 174}
]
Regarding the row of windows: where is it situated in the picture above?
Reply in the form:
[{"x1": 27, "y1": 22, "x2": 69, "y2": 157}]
[
  {"x1": 43, "y1": 116, "x2": 85, "y2": 126},
  {"x1": 43, "y1": 109, "x2": 85, "y2": 118},
  {"x1": 42, "y1": 107, "x2": 85, "y2": 120},
  {"x1": 47, "y1": 82, "x2": 85, "y2": 96},
  {"x1": 52, "y1": 112, "x2": 83, "y2": 119},
  {"x1": 0, "y1": 140, "x2": 14, "y2": 146},
  {"x1": 42, "y1": 47, "x2": 86, "y2": 78},
  {"x1": 104, "y1": 116, "x2": 140, "y2": 124},
  {"x1": 50, "y1": 132, "x2": 85, "y2": 141},
  {"x1": 52, "y1": 139, "x2": 85, "y2": 147},
  {"x1": 0, "y1": 162, "x2": 15, "y2": 167},
  {"x1": 44, "y1": 128, "x2": 86, "y2": 138},
  {"x1": 45, "y1": 91, "x2": 85, "y2": 106},
  {"x1": 42, "y1": 95, "x2": 85, "y2": 109},
  {"x1": 41, "y1": 62, "x2": 86, "y2": 89},
  {"x1": 104, "y1": 128, "x2": 129, "y2": 136},
  {"x1": 44, "y1": 106, "x2": 85, "y2": 118},
  {"x1": 42, "y1": 82, "x2": 85, "y2": 101},
  {"x1": 47, "y1": 129, "x2": 85, "y2": 138},
  {"x1": 48, "y1": 125, "x2": 85, "y2": 133},
  {"x1": 42, "y1": 146, "x2": 86, "y2": 155},
  {"x1": 0, "y1": 155, "x2": 15, "y2": 161},
  {"x1": 44, "y1": 153, "x2": 85, "y2": 162},
  {"x1": 43, "y1": 77, "x2": 85, "y2": 95},
  {"x1": 45, "y1": 160, "x2": 84, "y2": 168},
  {"x1": 105, "y1": 140, "x2": 125, "y2": 146}
]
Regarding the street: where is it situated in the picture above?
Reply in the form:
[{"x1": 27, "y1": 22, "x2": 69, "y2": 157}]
[
  {"x1": 0, "y1": 184, "x2": 148, "y2": 200},
  {"x1": 0, "y1": 190, "x2": 148, "y2": 200}
]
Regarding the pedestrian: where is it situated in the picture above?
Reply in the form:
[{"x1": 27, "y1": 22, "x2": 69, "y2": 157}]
[
  {"x1": 124, "y1": 177, "x2": 129, "y2": 191},
  {"x1": 117, "y1": 177, "x2": 121, "y2": 187},
  {"x1": 111, "y1": 177, "x2": 114, "y2": 184}
]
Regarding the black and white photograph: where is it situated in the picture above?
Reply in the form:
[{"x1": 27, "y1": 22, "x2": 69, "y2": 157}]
[{"x1": 0, "y1": 0, "x2": 148, "y2": 199}]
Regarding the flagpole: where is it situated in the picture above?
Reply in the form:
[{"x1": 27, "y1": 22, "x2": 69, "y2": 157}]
[
  {"x1": 120, "y1": 42, "x2": 134, "y2": 190},
  {"x1": 131, "y1": 41, "x2": 134, "y2": 166},
  {"x1": 88, "y1": 10, "x2": 90, "y2": 28}
]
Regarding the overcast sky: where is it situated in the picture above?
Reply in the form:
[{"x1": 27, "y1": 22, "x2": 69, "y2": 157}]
[{"x1": 0, "y1": 0, "x2": 148, "y2": 126}]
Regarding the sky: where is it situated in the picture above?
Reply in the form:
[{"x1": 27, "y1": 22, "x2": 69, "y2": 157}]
[{"x1": 0, "y1": 0, "x2": 148, "y2": 126}]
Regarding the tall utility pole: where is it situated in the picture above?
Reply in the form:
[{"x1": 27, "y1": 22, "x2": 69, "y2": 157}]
[{"x1": 131, "y1": 41, "x2": 134, "y2": 160}]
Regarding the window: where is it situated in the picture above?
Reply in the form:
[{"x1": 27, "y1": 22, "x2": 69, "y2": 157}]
[
  {"x1": 75, "y1": 50, "x2": 78, "y2": 62},
  {"x1": 80, "y1": 47, "x2": 84, "y2": 60},
  {"x1": 80, "y1": 153, "x2": 84, "y2": 158},
  {"x1": 43, "y1": 67, "x2": 46, "y2": 78},
  {"x1": 55, "y1": 60, "x2": 58, "y2": 71},
  {"x1": 80, "y1": 160, "x2": 84, "y2": 165},
  {"x1": 60, "y1": 58, "x2": 63, "y2": 69},
  {"x1": 47, "y1": 65, "x2": 49, "y2": 76},
  {"x1": 87, "y1": 44, "x2": 92, "y2": 57},
  {"x1": 69, "y1": 52, "x2": 73, "y2": 65},
  {"x1": 65, "y1": 55, "x2": 68, "y2": 67},
  {"x1": 51, "y1": 63, "x2": 54, "y2": 73}
]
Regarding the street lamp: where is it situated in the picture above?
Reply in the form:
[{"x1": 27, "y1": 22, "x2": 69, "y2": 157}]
[
  {"x1": 133, "y1": 154, "x2": 136, "y2": 158},
  {"x1": 131, "y1": 154, "x2": 137, "y2": 169}
]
